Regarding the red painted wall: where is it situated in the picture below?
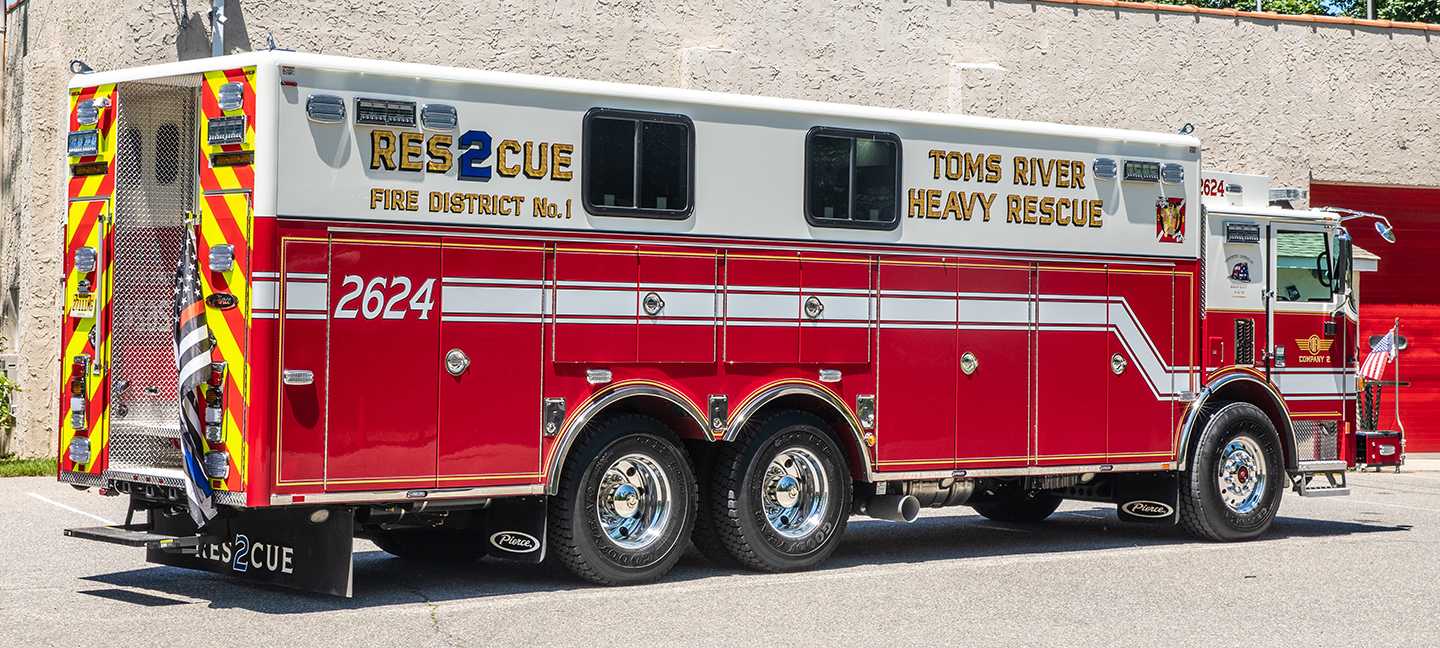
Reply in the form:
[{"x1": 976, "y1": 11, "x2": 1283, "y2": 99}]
[{"x1": 1311, "y1": 183, "x2": 1440, "y2": 452}]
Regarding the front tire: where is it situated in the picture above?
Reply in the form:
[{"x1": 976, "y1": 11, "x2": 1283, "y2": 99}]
[
  {"x1": 548, "y1": 415, "x2": 697, "y2": 585},
  {"x1": 1178, "y1": 401, "x2": 1284, "y2": 542},
  {"x1": 709, "y1": 411, "x2": 851, "y2": 572}
]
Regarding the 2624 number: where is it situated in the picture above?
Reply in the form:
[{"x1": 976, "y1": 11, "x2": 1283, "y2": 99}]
[{"x1": 334, "y1": 275, "x2": 436, "y2": 320}]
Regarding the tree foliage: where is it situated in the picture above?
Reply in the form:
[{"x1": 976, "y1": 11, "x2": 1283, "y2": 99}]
[{"x1": 1151, "y1": 0, "x2": 1440, "y2": 23}]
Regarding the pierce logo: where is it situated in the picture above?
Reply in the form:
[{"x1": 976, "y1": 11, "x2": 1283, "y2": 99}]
[
  {"x1": 490, "y1": 531, "x2": 540, "y2": 553},
  {"x1": 1121, "y1": 500, "x2": 1174, "y2": 518}
]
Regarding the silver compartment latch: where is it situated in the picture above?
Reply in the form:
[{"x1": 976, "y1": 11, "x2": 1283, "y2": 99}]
[{"x1": 282, "y1": 370, "x2": 313, "y2": 386}]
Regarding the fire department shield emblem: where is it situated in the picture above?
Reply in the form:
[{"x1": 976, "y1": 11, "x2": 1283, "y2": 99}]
[{"x1": 1156, "y1": 197, "x2": 1186, "y2": 243}]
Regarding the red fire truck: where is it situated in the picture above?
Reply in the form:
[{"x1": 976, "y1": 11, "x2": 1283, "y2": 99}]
[{"x1": 59, "y1": 52, "x2": 1361, "y2": 596}]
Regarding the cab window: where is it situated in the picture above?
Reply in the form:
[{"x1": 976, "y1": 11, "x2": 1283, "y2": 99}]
[{"x1": 1275, "y1": 230, "x2": 1333, "y2": 302}]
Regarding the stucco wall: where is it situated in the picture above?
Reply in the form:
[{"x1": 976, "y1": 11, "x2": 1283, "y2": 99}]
[{"x1": 2, "y1": 0, "x2": 1437, "y2": 457}]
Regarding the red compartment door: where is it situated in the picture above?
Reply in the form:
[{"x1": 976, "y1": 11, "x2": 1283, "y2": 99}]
[
  {"x1": 876, "y1": 256, "x2": 956, "y2": 472},
  {"x1": 554, "y1": 243, "x2": 637, "y2": 363},
  {"x1": 1034, "y1": 265, "x2": 1108, "y2": 465},
  {"x1": 277, "y1": 239, "x2": 328, "y2": 486},
  {"x1": 437, "y1": 241, "x2": 545, "y2": 485},
  {"x1": 800, "y1": 253, "x2": 872, "y2": 364},
  {"x1": 324, "y1": 239, "x2": 440, "y2": 490}
]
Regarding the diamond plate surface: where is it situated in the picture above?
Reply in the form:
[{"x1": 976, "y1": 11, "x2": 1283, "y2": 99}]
[
  {"x1": 1293, "y1": 420, "x2": 1339, "y2": 462},
  {"x1": 108, "y1": 82, "x2": 198, "y2": 470}
]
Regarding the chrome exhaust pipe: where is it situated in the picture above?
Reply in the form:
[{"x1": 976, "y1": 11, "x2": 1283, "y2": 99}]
[{"x1": 856, "y1": 494, "x2": 920, "y2": 523}]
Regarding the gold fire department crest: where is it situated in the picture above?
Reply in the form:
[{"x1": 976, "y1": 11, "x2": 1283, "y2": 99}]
[
  {"x1": 1296, "y1": 335, "x2": 1334, "y2": 356},
  {"x1": 1156, "y1": 197, "x2": 1185, "y2": 243}
]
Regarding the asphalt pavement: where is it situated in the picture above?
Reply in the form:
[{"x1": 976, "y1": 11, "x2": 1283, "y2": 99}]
[{"x1": 4, "y1": 462, "x2": 1439, "y2": 647}]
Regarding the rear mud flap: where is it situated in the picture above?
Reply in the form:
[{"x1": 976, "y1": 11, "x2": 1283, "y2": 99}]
[
  {"x1": 484, "y1": 496, "x2": 547, "y2": 563},
  {"x1": 149, "y1": 507, "x2": 355, "y2": 597},
  {"x1": 1114, "y1": 473, "x2": 1179, "y2": 525}
]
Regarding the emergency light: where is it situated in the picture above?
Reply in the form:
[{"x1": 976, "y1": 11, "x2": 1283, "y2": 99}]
[{"x1": 68, "y1": 131, "x2": 100, "y2": 157}]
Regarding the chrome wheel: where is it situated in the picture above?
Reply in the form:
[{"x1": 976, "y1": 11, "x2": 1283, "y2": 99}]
[
  {"x1": 761, "y1": 447, "x2": 829, "y2": 539},
  {"x1": 596, "y1": 453, "x2": 673, "y2": 550},
  {"x1": 1217, "y1": 435, "x2": 1268, "y2": 514}
]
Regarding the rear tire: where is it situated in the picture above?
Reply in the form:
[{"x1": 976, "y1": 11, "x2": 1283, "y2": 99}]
[
  {"x1": 1178, "y1": 401, "x2": 1284, "y2": 542},
  {"x1": 708, "y1": 411, "x2": 851, "y2": 573},
  {"x1": 688, "y1": 440, "x2": 740, "y2": 568},
  {"x1": 548, "y1": 415, "x2": 697, "y2": 585}
]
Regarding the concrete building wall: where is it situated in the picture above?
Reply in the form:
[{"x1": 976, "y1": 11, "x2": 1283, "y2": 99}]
[{"x1": 3, "y1": 0, "x2": 1438, "y2": 457}]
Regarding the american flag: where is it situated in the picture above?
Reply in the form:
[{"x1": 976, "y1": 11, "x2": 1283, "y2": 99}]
[
  {"x1": 174, "y1": 224, "x2": 216, "y2": 527},
  {"x1": 1359, "y1": 326, "x2": 1397, "y2": 382}
]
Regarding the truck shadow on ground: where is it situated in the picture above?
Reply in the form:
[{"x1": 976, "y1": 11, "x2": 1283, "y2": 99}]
[{"x1": 79, "y1": 506, "x2": 1409, "y2": 613}]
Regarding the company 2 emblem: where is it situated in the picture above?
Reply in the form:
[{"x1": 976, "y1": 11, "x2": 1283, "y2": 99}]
[
  {"x1": 1296, "y1": 335, "x2": 1334, "y2": 356},
  {"x1": 489, "y1": 531, "x2": 540, "y2": 554},
  {"x1": 1121, "y1": 500, "x2": 1174, "y2": 518},
  {"x1": 1295, "y1": 335, "x2": 1334, "y2": 364},
  {"x1": 1226, "y1": 255, "x2": 1254, "y2": 283},
  {"x1": 1156, "y1": 197, "x2": 1186, "y2": 243}
]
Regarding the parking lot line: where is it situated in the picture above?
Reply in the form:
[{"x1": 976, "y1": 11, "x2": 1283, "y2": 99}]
[{"x1": 26, "y1": 492, "x2": 118, "y2": 525}]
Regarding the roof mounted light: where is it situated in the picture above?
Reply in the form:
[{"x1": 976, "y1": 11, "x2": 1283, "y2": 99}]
[
  {"x1": 1123, "y1": 160, "x2": 1161, "y2": 183},
  {"x1": 1092, "y1": 158, "x2": 1117, "y2": 180},
  {"x1": 217, "y1": 82, "x2": 245, "y2": 112},
  {"x1": 355, "y1": 97, "x2": 416, "y2": 127},
  {"x1": 207, "y1": 115, "x2": 247, "y2": 146},
  {"x1": 68, "y1": 131, "x2": 100, "y2": 157},
  {"x1": 1160, "y1": 163, "x2": 1184, "y2": 185},
  {"x1": 75, "y1": 97, "x2": 110, "y2": 126},
  {"x1": 306, "y1": 94, "x2": 346, "y2": 123},
  {"x1": 420, "y1": 104, "x2": 458, "y2": 131},
  {"x1": 1268, "y1": 188, "x2": 1308, "y2": 203}
]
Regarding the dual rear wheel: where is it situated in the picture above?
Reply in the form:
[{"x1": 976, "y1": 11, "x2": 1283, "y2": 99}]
[{"x1": 549, "y1": 410, "x2": 852, "y2": 585}]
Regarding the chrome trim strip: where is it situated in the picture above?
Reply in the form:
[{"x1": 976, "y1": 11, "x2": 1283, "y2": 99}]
[
  {"x1": 104, "y1": 468, "x2": 186, "y2": 487},
  {"x1": 874, "y1": 462, "x2": 1173, "y2": 481},
  {"x1": 724, "y1": 383, "x2": 876, "y2": 482},
  {"x1": 1295, "y1": 460, "x2": 1347, "y2": 473},
  {"x1": 544, "y1": 383, "x2": 712, "y2": 496},
  {"x1": 213, "y1": 490, "x2": 248, "y2": 507},
  {"x1": 271, "y1": 483, "x2": 543, "y2": 505},
  {"x1": 58, "y1": 470, "x2": 106, "y2": 487},
  {"x1": 321, "y1": 226, "x2": 1186, "y2": 266},
  {"x1": 1177, "y1": 371, "x2": 1297, "y2": 473}
]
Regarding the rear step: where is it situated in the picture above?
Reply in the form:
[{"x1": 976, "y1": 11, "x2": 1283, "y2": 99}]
[
  {"x1": 1292, "y1": 460, "x2": 1350, "y2": 497},
  {"x1": 64, "y1": 524, "x2": 204, "y2": 552}
]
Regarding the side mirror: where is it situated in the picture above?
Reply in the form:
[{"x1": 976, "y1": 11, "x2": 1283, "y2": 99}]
[{"x1": 1332, "y1": 232, "x2": 1352, "y2": 296}]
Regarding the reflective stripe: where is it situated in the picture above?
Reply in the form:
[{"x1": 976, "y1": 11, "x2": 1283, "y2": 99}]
[
  {"x1": 726, "y1": 292, "x2": 798, "y2": 320},
  {"x1": 285, "y1": 282, "x2": 328, "y2": 312},
  {"x1": 441, "y1": 285, "x2": 544, "y2": 315}
]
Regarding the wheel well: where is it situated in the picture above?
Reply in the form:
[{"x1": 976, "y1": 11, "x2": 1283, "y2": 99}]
[
  {"x1": 592, "y1": 395, "x2": 711, "y2": 442},
  {"x1": 739, "y1": 394, "x2": 870, "y2": 481},
  {"x1": 1186, "y1": 379, "x2": 1297, "y2": 471}
]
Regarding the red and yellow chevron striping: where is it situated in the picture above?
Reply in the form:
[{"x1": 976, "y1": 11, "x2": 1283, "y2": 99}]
[
  {"x1": 199, "y1": 68, "x2": 257, "y2": 193},
  {"x1": 58, "y1": 199, "x2": 112, "y2": 475},
  {"x1": 197, "y1": 164, "x2": 255, "y2": 494},
  {"x1": 67, "y1": 84, "x2": 117, "y2": 201}
]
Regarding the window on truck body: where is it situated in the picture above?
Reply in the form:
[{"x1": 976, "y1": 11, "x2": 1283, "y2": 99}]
[
  {"x1": 582, "y1": 108, "x2": 694, "y2": 219},
  {"x1": 805, "y1": 126, "x2": 901, "y2": 230}
]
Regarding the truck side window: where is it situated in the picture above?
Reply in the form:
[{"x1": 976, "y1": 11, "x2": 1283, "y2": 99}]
[
  {"x1": 805, "y1": 127, "x2": 901, "y2": 230},
  {"x1": 582, "y1": 108, "x2": 694, "y2": 219},
  {"x1": 1275, "y1": 230, "x2": 1332, "y2": 302}
]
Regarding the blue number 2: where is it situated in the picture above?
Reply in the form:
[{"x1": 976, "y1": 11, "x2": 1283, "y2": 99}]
[
  {"x1": 458, "y1": 130, "x2": 492, "y2": 181},
  {"x1": 231, "y1": 534, "x2": 250, "y2": 573}
]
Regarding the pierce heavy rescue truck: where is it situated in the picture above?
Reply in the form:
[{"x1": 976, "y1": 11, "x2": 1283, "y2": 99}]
[{"x1": 59, "y1": 52, "x2": 1363, "y2": 596}]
